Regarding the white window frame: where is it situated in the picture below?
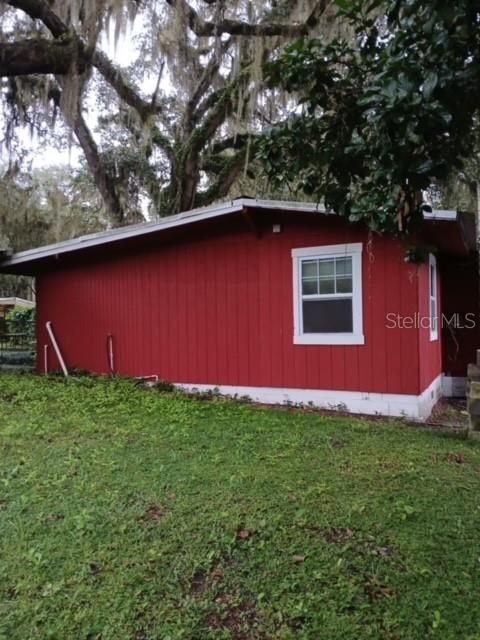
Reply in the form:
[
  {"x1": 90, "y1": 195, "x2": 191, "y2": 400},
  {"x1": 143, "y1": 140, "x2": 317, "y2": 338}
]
[
  {"x1": 429, "y1": 253, "x2": 439, "y2": 342},
  {"x1": 292, "y1": 243, "x2": 364, "y2": 345}
]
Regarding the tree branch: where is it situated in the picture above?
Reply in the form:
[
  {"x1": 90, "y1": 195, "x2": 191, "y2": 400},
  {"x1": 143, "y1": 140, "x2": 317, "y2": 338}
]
[
  {"x1": 72, "y1": 109, "x2": 125, "y2": 224},
  {"x1": 209, "y1": 133, "x2": 252, "y2": 154},
  {"x1": 188, "y1": 89, "x2": 233, "y2": 157},
  {"x1": 92, "y1": 49, "x2": 163, "y2": 120},
  {"x1": 6, "y1": 0, "x2": 162, "y2": 120},
  {"x1": 182, "y1": 38, "x2": 231, "y2": 133},
  {"x1": 165, "y1": 0, "x2": 329, "y2": 37},
  {"x1": 0, "y1": 39, "x2": 86, "y2": 76},
  {"x1": 7, "y1": 0, "x2": 69, "y2": 37},
  {"x1": 195, "y1": 149, "x2": 247, "y2": 206}
]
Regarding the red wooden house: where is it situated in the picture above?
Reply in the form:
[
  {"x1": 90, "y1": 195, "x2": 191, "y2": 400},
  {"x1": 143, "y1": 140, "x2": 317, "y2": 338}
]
[{"x1": 0, "y1": 198, "x2": 477, "y2": 419}]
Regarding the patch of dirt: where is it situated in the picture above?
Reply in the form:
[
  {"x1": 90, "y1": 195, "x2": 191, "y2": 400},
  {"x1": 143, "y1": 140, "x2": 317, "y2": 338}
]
[
  {"x1": 139, "y1": 503, "x2": 165, "y2": 523},
  {"x1": 236, "y1": 527, "x2": 256, "y2": 542},
  {"x1": 364, "y1": 575, "x2": 395, "y2": 601},
  {"x1": 427, "y1": 398, "x2": 469, "y2": 430},
  {"x1": 368, "y1": 544, "x2": 394, "y2": 558},
  {"x1": 341, "y1": 461, "x2": 354, "y2": 475},
  {"x1": 89, "y1": 562, "x2": 102, "y2": 577},
  {"x1": 0, "y1": 392, "x2": 20, "y2": 403},
  {"x1": 378, "y1": 460, "x2": 396, "y2": 470},
  {"x1": 45, "y1": 513, "x2": 64, "y2": 522},
  {"x1": 308, "y1": 528, "x2": 399, "y2": 567},
  {"x1": 189, "y1": 561, "x2": 229, "y2": 596},
  {"x1": 189, "y1": 568, "x2": 210, "y2": 595},
  {"x1": 205, "y1": 595, "x2": 264, "y2": 640},
  {"x1": 292, "y1": 554, "x2": 306, "y2": 564},
  {"x1": 287, "y1": 616, "x2": 307, "y2": 631},
  {"x1": 433, "y1": 452, "x2": 467, "y2": 464},
  {"x1": 320, "y1": 527, "x2": 354, "y2": 544},
  {"x1": 222, "y1": 555, "x2": 239, "y2": 570},
  {"x1": 189, "y1": 557, "x2": 268, "y2": 638},
  {"x1": 190, "y1": 557, "x2": 266, "y2": 638},
  {"x1": 4, "y1": 586, "x2": 18, "y2": 600}
]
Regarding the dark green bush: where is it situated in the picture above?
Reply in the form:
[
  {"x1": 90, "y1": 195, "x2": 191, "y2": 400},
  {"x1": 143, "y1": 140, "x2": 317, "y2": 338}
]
[{"x1": 5, "y1": 306, "x2": 35, "y2": 337}]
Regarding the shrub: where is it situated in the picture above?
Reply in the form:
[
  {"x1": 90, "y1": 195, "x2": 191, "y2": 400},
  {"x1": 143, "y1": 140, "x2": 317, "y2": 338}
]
[{"x1": 5, "y1": 306, "x2": 35, "y2": 338}]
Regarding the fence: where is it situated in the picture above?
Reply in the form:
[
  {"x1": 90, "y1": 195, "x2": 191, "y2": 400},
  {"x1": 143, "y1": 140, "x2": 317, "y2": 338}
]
[{"x1": 0, "y1": 333, "x2": 36, "y2": 353}]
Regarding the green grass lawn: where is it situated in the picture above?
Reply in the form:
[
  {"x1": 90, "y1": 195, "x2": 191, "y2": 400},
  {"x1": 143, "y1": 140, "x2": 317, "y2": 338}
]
[{"x1": 1, "y1": 376, "x2": 480, "y2": 640}]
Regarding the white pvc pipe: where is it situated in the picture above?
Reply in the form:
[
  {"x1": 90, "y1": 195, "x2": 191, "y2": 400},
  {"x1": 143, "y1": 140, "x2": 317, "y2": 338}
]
[{"x1": 46, "y1": 321, "x2": 68, "y2": 378}]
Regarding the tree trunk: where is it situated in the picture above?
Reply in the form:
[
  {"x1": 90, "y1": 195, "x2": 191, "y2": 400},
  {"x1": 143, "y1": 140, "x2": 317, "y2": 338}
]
[{"x1": 73, "y1": 112, "x2": 125, "y2": 225}]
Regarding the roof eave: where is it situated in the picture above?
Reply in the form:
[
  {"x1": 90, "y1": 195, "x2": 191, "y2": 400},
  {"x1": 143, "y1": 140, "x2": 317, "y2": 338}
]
[
  {"x1": 0, "y1": 199, "x2": 472, "y2": 275},
  {"x1": 0, "y1": 198, "x2": 326, "y2": 274}
]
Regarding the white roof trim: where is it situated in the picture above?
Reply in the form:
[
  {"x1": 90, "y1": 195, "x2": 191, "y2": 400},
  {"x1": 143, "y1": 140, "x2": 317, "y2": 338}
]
[
  {"x1": 0, "y1": 297, "x2": 35, "y2": 307},
  {"x1": 0, "y1": 198, "x2": 326, "y2": 269},
  {"x1": 0, "y1": 198, "x2": 458, "y2": 270},
  {"x1": 423, "y1": 209, "x2": 457, "y2": 221}
]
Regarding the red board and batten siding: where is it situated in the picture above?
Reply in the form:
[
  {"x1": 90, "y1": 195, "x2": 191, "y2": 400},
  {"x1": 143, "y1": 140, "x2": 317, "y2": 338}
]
[{"x1": 36, "y1": 213, "x2": 440, "y2": 395}]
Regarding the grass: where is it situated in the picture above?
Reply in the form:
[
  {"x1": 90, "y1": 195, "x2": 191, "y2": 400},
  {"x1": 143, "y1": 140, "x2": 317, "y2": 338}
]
[{"x1": 1, "y1": 375, "x2": 480, "y2": 640}]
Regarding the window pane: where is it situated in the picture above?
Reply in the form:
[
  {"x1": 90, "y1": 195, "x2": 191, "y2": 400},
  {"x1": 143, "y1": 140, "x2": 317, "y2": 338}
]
[
  {"x1": 303, "y1": 299, "x2": 353, "y2": 333},
  {"x1": 430, "y1": 265, "x2": 436, "y2": 297},
  {"x1": 336, "y1": 277, "x2": 353, "y2": 294},
  {"x1": 336, "y1": 258, "x2": 352, "y2": 276},
  {"x1": 302, "y1": 279, "x2": 318, "y2": 295},
  {"x1": 431, "y1": 299, "x2": 437, "y2": 330},
  {"x1": 302, "y1": 260, "x2": 318, "y2": 278},
  {"x1": 318, "y1": 259, "x2": 335, "y2": 276},
  {"x1": 319, "y1": 278, "x2": 335, "y2": 294}
]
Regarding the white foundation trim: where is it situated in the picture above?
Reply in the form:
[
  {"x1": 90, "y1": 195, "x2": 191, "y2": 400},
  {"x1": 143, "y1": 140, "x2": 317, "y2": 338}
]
[
  {"x1": 442, "y1": 375, "x2": 467, "y2": 398},
  {"x1": 175, "y1": 374, "x2": 443, "y2": 420}
]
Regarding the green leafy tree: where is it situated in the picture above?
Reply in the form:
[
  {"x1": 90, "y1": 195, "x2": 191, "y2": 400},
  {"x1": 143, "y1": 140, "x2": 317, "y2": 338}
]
[{"x1": 258, "y1": 0, "x2": 480, "y2": 233}]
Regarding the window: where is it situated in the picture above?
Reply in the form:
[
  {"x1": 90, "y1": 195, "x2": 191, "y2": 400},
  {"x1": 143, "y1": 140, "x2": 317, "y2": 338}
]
[
  {"x1": 429, "y1": 253, "x2": 438, "y2": 341},
  {"x1": 292, "y1": 243, "x2": 364, "y2": 345}
]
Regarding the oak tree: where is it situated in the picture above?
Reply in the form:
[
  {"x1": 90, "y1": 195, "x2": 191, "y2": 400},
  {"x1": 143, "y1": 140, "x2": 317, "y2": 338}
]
[{"x1": 1, "y1": 0, "x2": 338, "y2": 223}]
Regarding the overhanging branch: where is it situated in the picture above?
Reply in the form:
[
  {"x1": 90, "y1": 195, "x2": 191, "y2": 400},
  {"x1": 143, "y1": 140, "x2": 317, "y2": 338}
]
[
  {"x1": 92, "y1": 49, "x2": 163, "y2": 120},
  {"x1": 195, "y1": 148, "x2": 248, "y2": 206},
  {"x1": 6, "y1": 0, "x2": 162, "y2": 120},
  {"x1": 0, "y1": 39, "x2": 85, "y2": 76},
  {"x1": 7, "y1": 0, "x2": 69, "y2": 37},
  {"x1": 165, "y1": 0, "x2": 329, "y2": 37}
]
